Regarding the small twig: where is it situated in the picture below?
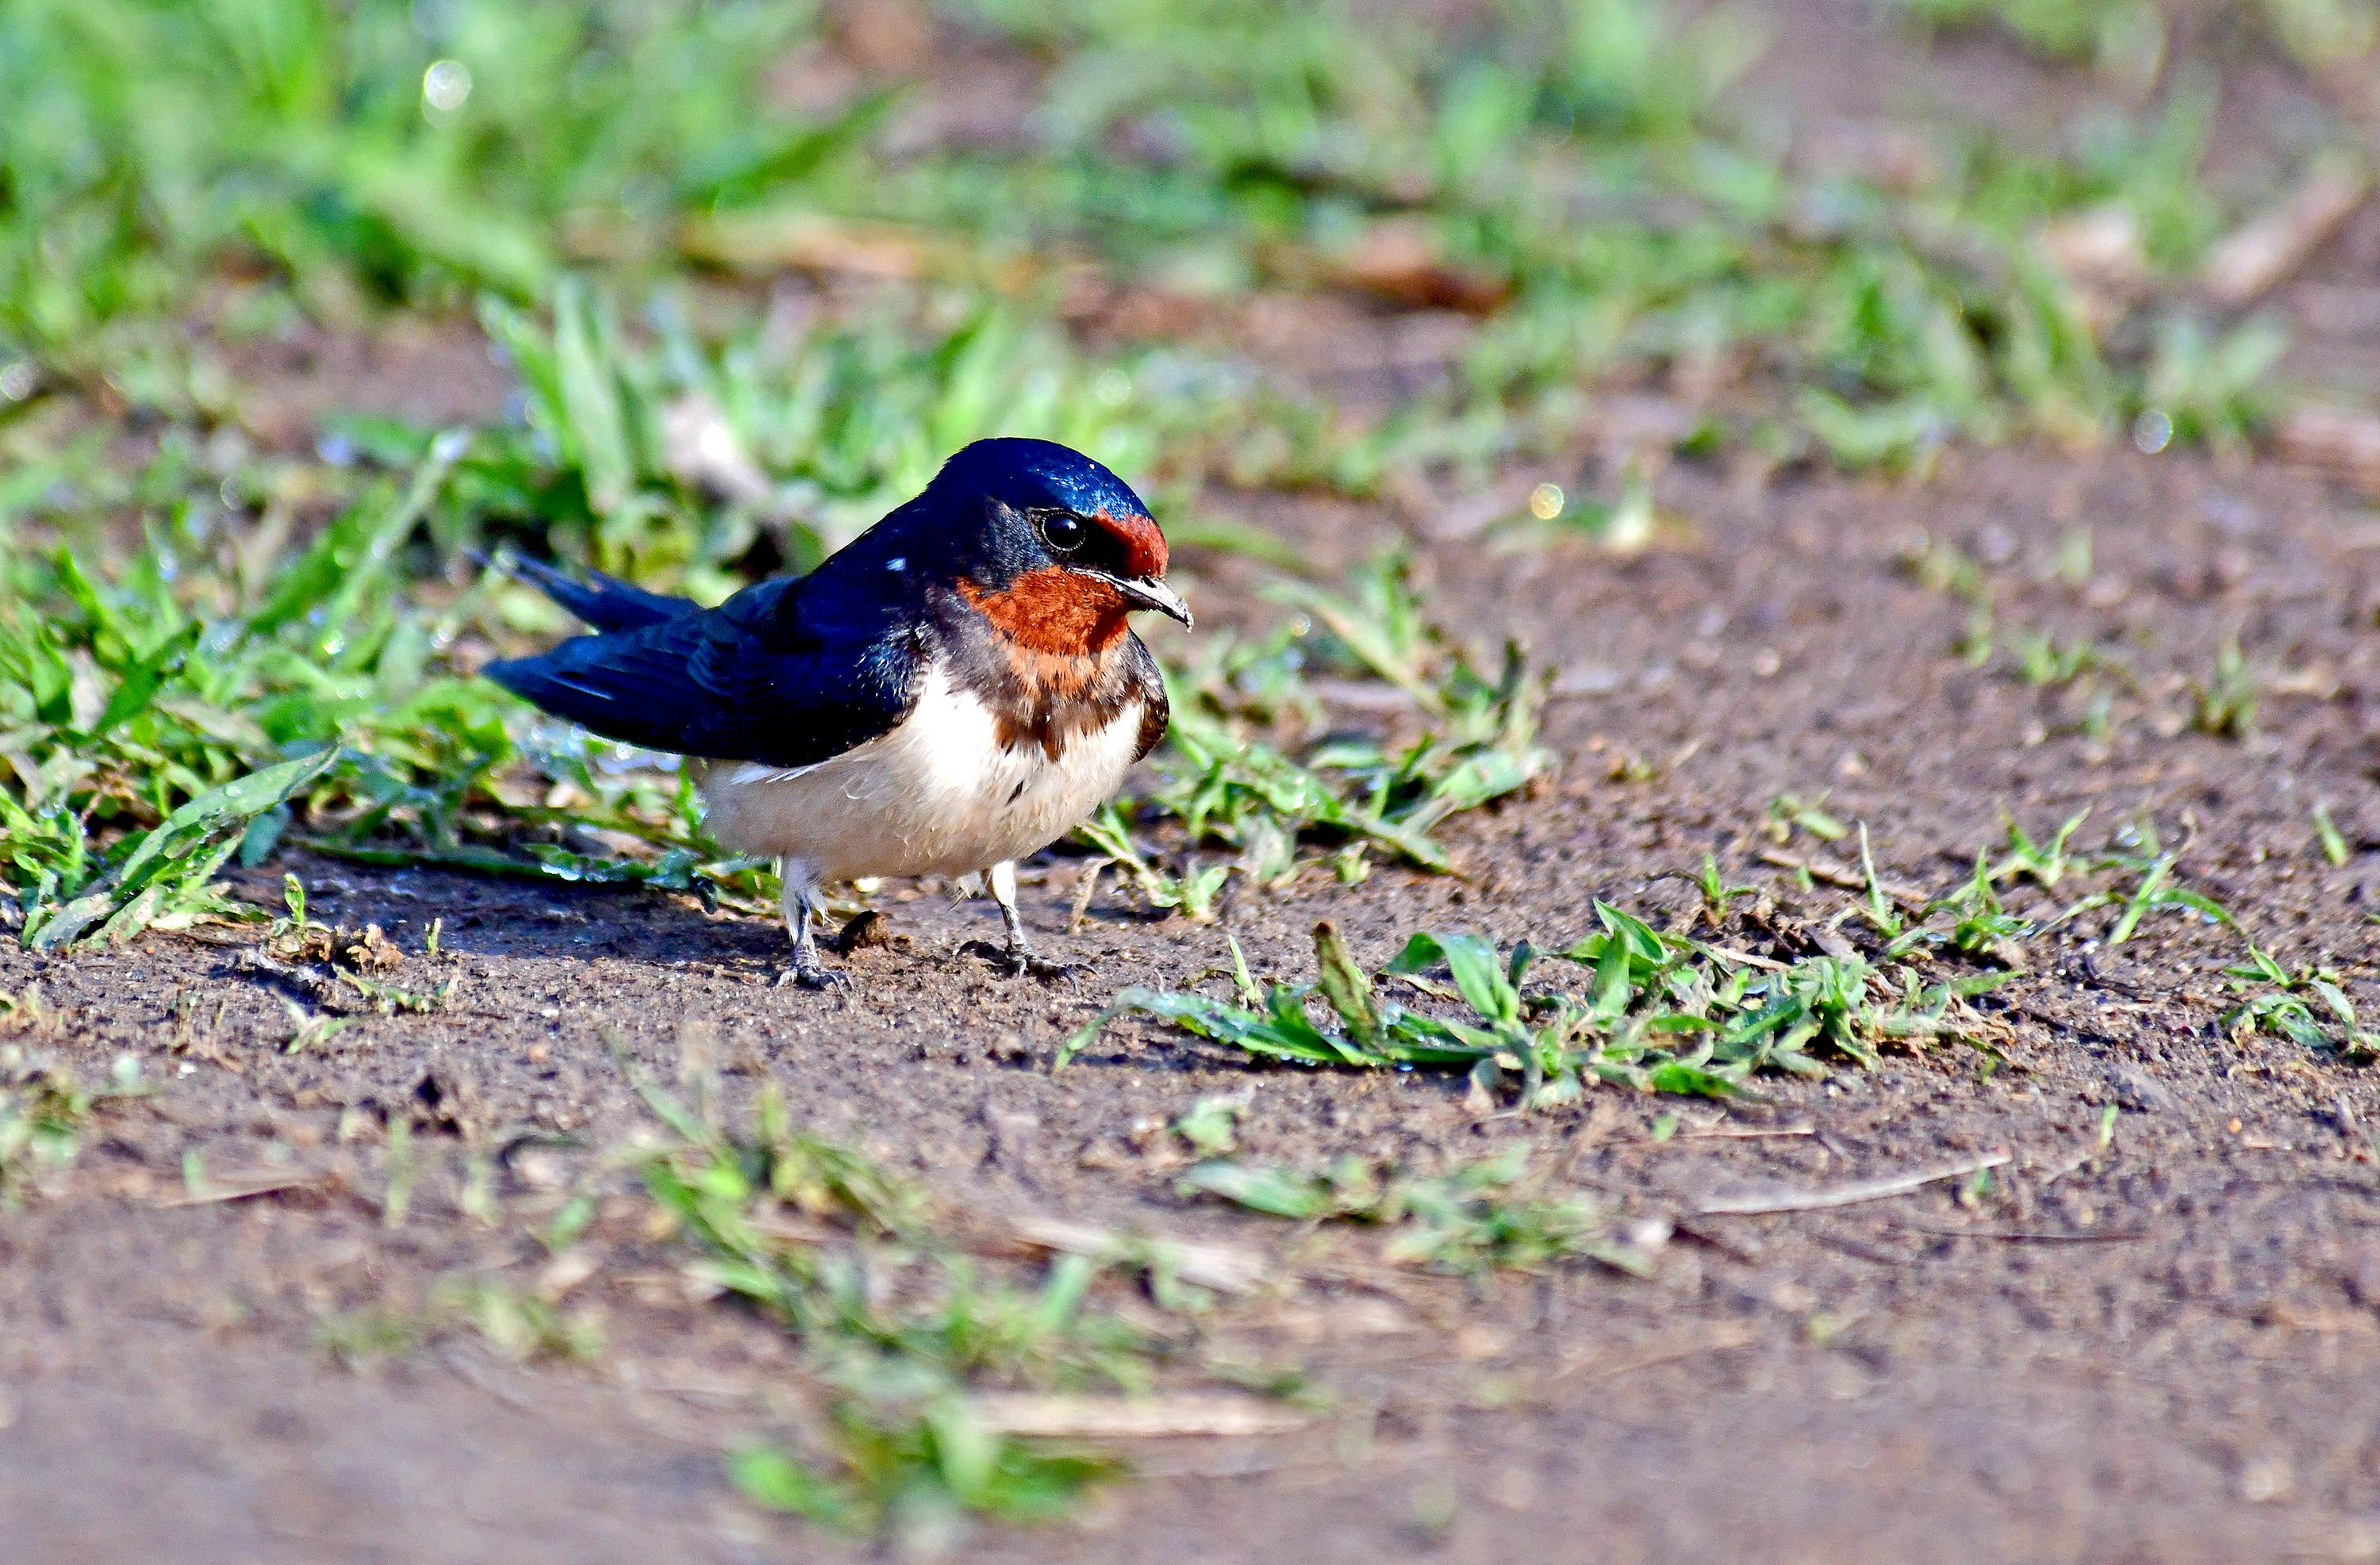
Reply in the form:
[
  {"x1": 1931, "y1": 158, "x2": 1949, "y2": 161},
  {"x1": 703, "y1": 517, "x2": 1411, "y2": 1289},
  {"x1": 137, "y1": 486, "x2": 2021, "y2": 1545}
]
[
  {"x1": 970, "y1": 1393, "x2": 1309, "y2": 1438},
  {"x1": 2199, "y1": 151, "x2": 2370, "y2": 305},
  {"x1": 1756, "y1": 849, "x2": 1929, "y2": 910},
  {"x1": 1685, "y1": 1123, "x2": 1814, "y2": 1141},
  {"x1": 2034, "y1": 1146, "x2": 2095, "y2": 1187},
  {"x1": 1808, "y1": 1227, "x2": 1912, "y2": 1266},
  {"x1": 1757, "y1": 847, "x2": 1864, "y2": 889},
  {"x1": 1697, "y1": 1149, "x2": 2011, "y2": 1215},
  {"x1": 155, "y1": 1172, "x2": 319, "y2": 1208},
  {"x1": 1699, "y1": 945, "x2": 1790, "y2": 972},
  {"x1": 1667, "y1": 1218, "x2": 1763, "y2": 1264},
  {"x1": 1004, "y1": 1212, "x2": 1269, "y2": 1295},
  {"x1": 1883, "y1": 1221, "x2": 2146, "y2": 1244},
  {"x1": 1066, "y1": 861, "x2": 1107, "y2": 934},
  {"x1": 1623, "y1": 1124, "x2": 1814, "y2": 1147}
]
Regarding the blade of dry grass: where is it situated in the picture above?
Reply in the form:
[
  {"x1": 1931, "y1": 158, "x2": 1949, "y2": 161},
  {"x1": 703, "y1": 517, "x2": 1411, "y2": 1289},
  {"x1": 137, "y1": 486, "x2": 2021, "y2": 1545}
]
[
  {"x1": 970, "y1": 1393, "x2": 1311, "y2": 1439},
  {"x1": 1696, "y1": 1150, "x2": 2012, "y2": 1215}
]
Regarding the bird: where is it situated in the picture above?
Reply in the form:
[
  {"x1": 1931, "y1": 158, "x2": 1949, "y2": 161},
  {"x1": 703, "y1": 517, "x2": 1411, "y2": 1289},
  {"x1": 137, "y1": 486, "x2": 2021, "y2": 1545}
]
[{"x1": 480, "y1": 437, "x2": 1191, "y2": 988}]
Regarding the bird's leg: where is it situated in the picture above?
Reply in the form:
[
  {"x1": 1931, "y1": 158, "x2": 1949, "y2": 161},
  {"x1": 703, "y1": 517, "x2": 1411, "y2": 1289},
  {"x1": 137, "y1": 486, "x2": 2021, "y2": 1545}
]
[
  {"x1": 773, "y1": 859, "x2": 847, "y2": 990},
  {"x1": 988, "y1": 860, "x2": 1080, "y2": 982},
  {"x1": 990, "y1": 860, "x2": 1033, "y2": 966}
]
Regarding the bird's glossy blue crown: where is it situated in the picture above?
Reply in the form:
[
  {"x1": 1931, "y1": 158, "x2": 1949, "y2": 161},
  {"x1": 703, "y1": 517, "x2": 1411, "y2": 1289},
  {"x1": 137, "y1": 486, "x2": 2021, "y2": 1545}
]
[{"x1": 929, "y1": 438, "x2": 1151, "y2": 522}]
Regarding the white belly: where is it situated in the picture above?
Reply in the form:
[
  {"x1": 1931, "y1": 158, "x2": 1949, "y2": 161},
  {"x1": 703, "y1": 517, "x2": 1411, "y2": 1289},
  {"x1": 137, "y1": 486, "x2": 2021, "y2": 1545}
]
[{"x1": 696, "y1": 664, "x2": 1144, "y2": 881}]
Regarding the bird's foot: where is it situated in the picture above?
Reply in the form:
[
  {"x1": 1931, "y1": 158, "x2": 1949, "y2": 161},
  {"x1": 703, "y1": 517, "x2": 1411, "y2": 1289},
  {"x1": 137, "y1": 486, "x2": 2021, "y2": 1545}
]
[
  {"x1": 773, "y1": 957, "x2": 850, "y2": 991},
  {"x1": 1016, "y1": 952, "x2": 1085, "y2": 984},
  {"x1": 986, "y1": 940, "x2": 1087, "y2": 985},
  {"x1": 961, "y1": 938, "x2": 1083, "y2": 984}
]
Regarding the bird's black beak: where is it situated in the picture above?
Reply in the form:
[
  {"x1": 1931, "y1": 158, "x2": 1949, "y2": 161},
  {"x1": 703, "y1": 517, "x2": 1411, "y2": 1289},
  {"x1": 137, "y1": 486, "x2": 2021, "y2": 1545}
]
[{"x1": 1100, "y1": 572, "x2": 1194, "y2": 629}]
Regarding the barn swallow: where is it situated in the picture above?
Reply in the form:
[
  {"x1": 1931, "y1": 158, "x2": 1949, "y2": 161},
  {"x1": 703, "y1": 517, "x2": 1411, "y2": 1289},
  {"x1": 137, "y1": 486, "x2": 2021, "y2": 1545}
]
[{"x1": 483, "y1": 438, "x2": 1190, "y2": 988}]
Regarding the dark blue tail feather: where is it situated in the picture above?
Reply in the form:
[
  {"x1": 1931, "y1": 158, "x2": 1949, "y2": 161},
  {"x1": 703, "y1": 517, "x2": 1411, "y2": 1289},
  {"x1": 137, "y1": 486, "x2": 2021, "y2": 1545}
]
[{"x1": 482, "y1": 551, "x2": 698, "y2": 633}]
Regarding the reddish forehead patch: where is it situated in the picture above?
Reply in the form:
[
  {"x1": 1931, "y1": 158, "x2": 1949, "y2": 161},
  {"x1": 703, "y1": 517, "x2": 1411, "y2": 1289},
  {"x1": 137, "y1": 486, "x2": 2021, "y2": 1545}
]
[{"x1": 1092, "y1": 509, "x2": 1167, "y2": 580}]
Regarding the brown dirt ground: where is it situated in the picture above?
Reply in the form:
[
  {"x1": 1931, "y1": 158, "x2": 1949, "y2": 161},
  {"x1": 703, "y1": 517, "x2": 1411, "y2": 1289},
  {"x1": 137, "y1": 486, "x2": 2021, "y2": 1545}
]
[{"x1": 13, "y1": 9, "x2": 2380, "y2": 1564}]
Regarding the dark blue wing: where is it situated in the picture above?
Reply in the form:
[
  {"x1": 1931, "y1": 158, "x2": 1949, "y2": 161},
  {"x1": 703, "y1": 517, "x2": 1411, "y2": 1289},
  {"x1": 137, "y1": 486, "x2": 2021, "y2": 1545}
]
[
  {"x1": 492, "y1": 553, "x2": 699, "y2": 634},
  {"x1": 482, "y1": 576, "x2": 923, "y2": 768}
]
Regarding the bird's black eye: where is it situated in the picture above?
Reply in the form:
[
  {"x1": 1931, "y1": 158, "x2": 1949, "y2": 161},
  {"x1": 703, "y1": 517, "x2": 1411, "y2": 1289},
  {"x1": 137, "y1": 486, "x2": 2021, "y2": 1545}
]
[{"x1": 1039, "y1": 513, "x2": 1085, "y2": 554}]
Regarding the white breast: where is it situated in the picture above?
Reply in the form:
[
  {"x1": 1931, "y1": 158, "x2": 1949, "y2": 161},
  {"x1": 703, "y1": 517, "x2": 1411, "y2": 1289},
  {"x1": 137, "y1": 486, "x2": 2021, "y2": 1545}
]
[{"x1": 695, "y1": 662, "x2": 1144, "y2": 882}]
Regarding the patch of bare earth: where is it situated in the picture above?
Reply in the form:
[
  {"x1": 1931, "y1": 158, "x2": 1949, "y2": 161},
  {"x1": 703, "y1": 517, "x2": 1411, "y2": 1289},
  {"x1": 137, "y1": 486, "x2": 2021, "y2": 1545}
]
[{"x1": 9, "y1": 434, "x2": 2380, "y2": 1561}]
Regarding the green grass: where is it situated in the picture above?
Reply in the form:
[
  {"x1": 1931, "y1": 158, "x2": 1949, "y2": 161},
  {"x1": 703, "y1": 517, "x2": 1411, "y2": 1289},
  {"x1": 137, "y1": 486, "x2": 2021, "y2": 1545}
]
[
  {"x1": 1082, "y1": 551, "x2": 1556, "y2": 914},
  {"x1": 1069, "y1": 807, "x2": 2351, "y2": 1085},
  {"x1": 3, "y1": 0, "x2": 2342, "y2": 450},
  {"x1": 1064, "y1": 903, "x2": 2011, "y2": 1096},
  {"x1": 623, "y1": 1062, "x2": 1151, "y2": 1539},
  {"x1": 1905, "y1": 0, "x2": 2379, "y2": 78},
  {"x1": 730, "y1": 1412, "x2": 1119, "y2": 1544},
  {"x1": 615, "y1": 1044, "x2": 1674, "y2": 1539},
  {"x1": 0, "y1": 0, "x2": 856, "y2": 355},
  {"x1": 0, "y1": 1046, "x2": 141, "y2": 1203},
  {"x1": 2221, "y1": 942, "x2": 2380, "y2": 1060},
  {"x1": 8, "y1": 14, "x2": 2367, "y2": 1530},
  {"x1": 0, "y1": 3, "x2": 2363, "y2": 973},
  {"x1": 1178, "y1": 1143, "x2": 1632, "y2": 1278}
]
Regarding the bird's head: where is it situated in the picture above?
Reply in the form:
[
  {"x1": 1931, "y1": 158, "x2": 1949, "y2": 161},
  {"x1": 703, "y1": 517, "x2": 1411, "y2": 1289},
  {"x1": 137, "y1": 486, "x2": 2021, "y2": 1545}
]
[{"x1": 924, "y1": 438, "x2": 1192, "y2": 655}]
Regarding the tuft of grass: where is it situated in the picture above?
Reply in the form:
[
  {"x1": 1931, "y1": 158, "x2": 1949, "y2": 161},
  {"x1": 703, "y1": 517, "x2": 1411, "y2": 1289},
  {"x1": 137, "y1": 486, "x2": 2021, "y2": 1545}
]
[
  {"x1": 1080, "y1": 805, "x2": 2349, "y2": 1093},
  {"x1": 2313, "y1": 803, "x2": 2351, "y2": 867},
  {"x1": 1170, "y1": 1095, "x2": 1243, "y2": 1160},
  {"x1": 2045, "y1": 814, "x2": 2236, "y2": 945},
  {"x1": 2007, "y1": 627, "x2": 2101, "y2": 687},
  {"x1": 631, "y1": 1072, "x2": 1134, "y2": 1348},
  {"x1": 313, "y1": 1306, "x2": 429, "y2": 1371},
  {"x1": 1142, "y1": 557, "x2": 1555, "y2": 880},
  {"x1": 0, "y1": 432, "x2": 785, "y2": 947},
  {"x1": 2191, "y1": 637, "x2": 2260, "y2": 739},
  {"x1": 1990, "y1": 807, "x2": 2091, "y2": 890},
  {"x1": 1179, "y1": 1144, "x2": 1633, "y2": 1279},
  {"x1": 730, "y1": 1410, "x2": 1119, "y2": 1543},
  {"x1": 1688, "y1": 853, "x2": 1759, "y2": 923},
  {"x1": 2221, "y1": 942, "x2": 2379, "y2": 1060},
  {"x1": 1072, "y1": 554, "x2": 1555, "y2": 919},
  {"x1": 1768, "y1": 792, "x2": 1850, "y2": 844},
  {"x1": 0, "y1": 1048, "x2": 141, "y2": 1203},
  {"x1": 618, "y1": 1067, "x2": 1154, "y2": 1540},
  {"x1": 1073, "y1": 807, "x2": 1232, "y2": 926},
  {"x1": 1066, "y1": 904, "x2": 2011, "y2": 1099},
  {"x1": 6, "y1": 734, "x2": 339, "y2": 951},
  {"x1": 0, "y1": 1050, "x2": 94, "y2": 1202},
  {"x1": 433, "y1": 1276, "x2": 605, "y2": 1364}
]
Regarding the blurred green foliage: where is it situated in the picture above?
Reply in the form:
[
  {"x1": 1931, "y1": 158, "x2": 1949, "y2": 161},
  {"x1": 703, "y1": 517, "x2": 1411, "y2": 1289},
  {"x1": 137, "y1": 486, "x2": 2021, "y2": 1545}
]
[{"x1": 0, "y1": 0, "x2": 860, "y2": 347}]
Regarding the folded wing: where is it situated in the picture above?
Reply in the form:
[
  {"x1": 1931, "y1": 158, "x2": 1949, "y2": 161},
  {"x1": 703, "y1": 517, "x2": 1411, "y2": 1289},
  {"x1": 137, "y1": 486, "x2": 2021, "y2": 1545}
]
[{"x1": 483, "y1": 575, "x2": 922, "y2": 768}]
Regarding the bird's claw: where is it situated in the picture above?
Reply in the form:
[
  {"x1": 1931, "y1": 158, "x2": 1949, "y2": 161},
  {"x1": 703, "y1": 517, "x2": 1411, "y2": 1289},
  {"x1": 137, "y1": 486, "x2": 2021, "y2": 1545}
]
[
  {"x1": 1006, "y1": 949, "x2": 1085, "y2": 986},
  {"x1": 960, "y1": 938, "x2": 1083, "y2": 983},
  {"x1": 774, "y1": 959, "x2": 850, "y2": 991}
]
